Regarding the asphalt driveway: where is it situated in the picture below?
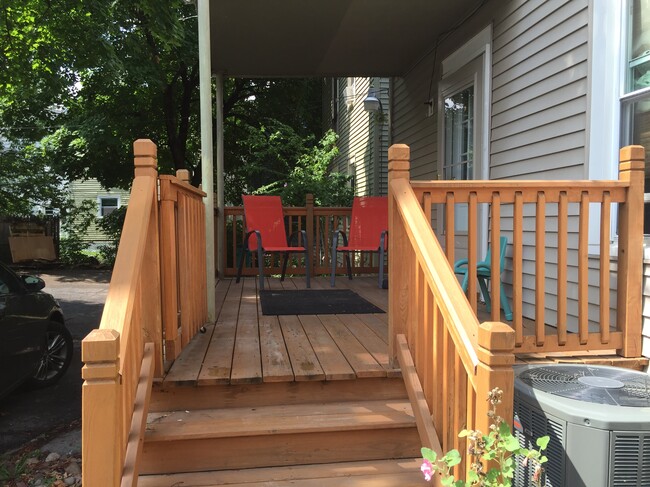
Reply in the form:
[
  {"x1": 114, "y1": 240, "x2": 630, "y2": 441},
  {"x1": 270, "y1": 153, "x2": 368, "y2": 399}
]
[{"x1": 0, "y1": 268, "x2": 110, "y2": 454}]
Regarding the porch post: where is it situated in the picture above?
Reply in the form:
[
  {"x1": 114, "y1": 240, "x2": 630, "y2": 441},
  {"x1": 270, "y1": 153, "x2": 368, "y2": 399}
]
[
  {"x1": 216, "y1": 73, "x2": 225, "y2": 280},
  {"x1": 617, "y1": 145, "x2": 645, "y2": 357},
  {"x1": 198, "y1": 0, "x2": 216, "y2": 322}
]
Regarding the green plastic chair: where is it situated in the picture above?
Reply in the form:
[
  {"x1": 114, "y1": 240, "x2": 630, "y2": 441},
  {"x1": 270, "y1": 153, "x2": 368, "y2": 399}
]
[{"x1": 453, "y1": 236, "x2": 513, "y2": 321}]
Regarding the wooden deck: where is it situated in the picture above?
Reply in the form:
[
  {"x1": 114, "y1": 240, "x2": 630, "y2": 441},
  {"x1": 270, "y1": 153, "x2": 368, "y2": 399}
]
[
  {"x1": 162, "y1": 275, "x2": 647, "y2": 387},
  {"x1": 162, "y1": 275, "x2": 395, "y2": 386}
]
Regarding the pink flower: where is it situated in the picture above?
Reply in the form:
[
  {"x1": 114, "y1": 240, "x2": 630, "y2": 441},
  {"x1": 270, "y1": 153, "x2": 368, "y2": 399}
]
[
  {"x1": 533, "y1": 464, "x2": 542, "y2": 482},
  {"x1": 421, "y1": 459, "x2": 434, "y2": 481}
]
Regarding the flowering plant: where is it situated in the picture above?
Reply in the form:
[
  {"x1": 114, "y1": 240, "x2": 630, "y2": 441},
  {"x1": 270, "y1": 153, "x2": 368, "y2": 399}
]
[{"x1": 421, "y1": 388, "x2": 549, "y2": 487}]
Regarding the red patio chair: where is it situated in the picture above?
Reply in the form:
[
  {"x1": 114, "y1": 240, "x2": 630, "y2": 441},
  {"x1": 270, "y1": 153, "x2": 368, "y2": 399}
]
[
  {"x1": 236, "y1": 195, "x2": 310, "y2": 290},
  {"x1": 331, "y1": 196, "x2": 388, "y2": 288}
]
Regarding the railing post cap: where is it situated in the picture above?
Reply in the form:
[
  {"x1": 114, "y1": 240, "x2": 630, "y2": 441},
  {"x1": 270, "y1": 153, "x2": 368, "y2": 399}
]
[
  {"x1": 478, "y1": 321, "x2": 515, "y2": 351},
  {"x1": 388, "y1": 144, "x2": 410, "y2": 162},
  {"x1": 134, "y1": 139, "x2": 157, "y2": 159},
  {"x1": 176, "y1": 169, "x2": 191, "y2": 183},
  {"x1": 619, "y1": 145, "x2": 645, "y2": 163},
  {"x1": 82, "y1": 328, "x2": 120, "y2": 362}
]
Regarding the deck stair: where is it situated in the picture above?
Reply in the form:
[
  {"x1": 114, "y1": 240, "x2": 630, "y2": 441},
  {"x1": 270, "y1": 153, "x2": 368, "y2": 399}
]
[{"x1": 138, "y1": 378, "x2": 426, "y2": 486}]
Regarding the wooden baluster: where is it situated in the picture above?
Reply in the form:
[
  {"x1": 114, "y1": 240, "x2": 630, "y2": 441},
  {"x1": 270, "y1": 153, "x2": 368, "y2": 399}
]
[
  {"x1": 600, "y1": 192, "x2": 611, "y2": 344},
  {"x1": 513, "y1": 192, "x2": 524, "y2": 345},
  {"x1": 557, "y1": 192, "x2": 568, "y2": 345},
  {"x1": 535, "y1": 192, "x2": 546, "y2": 345},
  {"x1": 388, "y1": 144, "x2": 411, "y2": 365},
  {"x1": 82, "y1": 329, "x2": 123, "y2": 487},
  {"x1": 468, "y1": 193, "x2": 478, "y2": 312},
  {"x1": 617, "y1": 145, "x2": 645, "y2": 357},
  {"x1": 306, "y1": 194, "x2": 314, "y2": 275},
  {"x1": 491, "y1": 192, "x2": 501, "y2": 322},
  {"x1": 445, "y1": 192, "x2": 455, "y2": 264},
  {"x1": 442, "y1": 324, "x2": 455, "y2": 452},
  {"x1": 432, "y1": 302, "x2": 443, "y2": 438},
  {"x1": 578, "y1": 192, "x2": 589, "y2": 344}
]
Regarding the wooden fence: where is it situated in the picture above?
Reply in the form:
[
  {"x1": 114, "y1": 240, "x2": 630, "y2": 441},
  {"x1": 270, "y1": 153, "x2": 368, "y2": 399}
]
[
  {"x1": 82, "y1": 140, "x2": 208, "y2": 486},
  {"x1": 410, "y1": 146, "x2": 644, "y2": 357},
  {"x1": 222, "y1": 194, "x2": 381, "y2": 278}
]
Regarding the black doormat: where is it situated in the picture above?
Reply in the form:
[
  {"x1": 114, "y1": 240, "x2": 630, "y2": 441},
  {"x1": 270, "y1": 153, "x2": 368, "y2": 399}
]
[{"x1": 260, "y1": 289, "x2": 384, "y2": 316}]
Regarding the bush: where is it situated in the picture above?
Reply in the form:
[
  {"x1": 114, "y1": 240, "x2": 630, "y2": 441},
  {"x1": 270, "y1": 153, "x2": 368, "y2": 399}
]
[
  {"x1": 59, "y1": 199, "x2": 97, "y2": 265},
  {"x1": 97, "y1": 206, "x2": 126, "y2": 266}
]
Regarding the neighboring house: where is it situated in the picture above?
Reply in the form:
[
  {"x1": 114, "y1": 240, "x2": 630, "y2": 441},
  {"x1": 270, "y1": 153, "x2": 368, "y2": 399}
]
[
  {"x1": 324, "y1": 1, "x2": 650, "y2": 358},
  {"x1": 325, "y1": 77, "x2": 390, "y2": 196},
  {"x1": 68, "y1": 178, "x2": 130, "y2": 247}
]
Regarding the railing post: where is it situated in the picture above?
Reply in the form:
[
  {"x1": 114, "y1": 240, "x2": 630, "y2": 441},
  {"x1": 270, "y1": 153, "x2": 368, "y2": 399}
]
[
  {"x1": 160, "y1": 178, "x2": 180, "y2": 362},
  {"x1": 306, "y1": 193, "x2": 315, "y2": 276},
  {"x1": 82, "y1": 329, "x2": 122, "y2": 487},
  {"x1": 617, "y1": 145, "x2": 645, "y2": 357},
  {"x1": 388, "y1": 144, "x2": 411, "y2": 366},
  {"x1": 134, "y1": 140, "x2": 164, "y2": 375},
  {"x1": 474, "y1": 322, "x2": 515, "y2": 436}
]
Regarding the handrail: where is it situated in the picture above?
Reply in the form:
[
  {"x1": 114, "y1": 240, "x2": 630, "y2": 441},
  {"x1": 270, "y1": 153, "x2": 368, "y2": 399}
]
[
  {"x1": 82, "y1": 140, "x2": 210, "y2": 486},
  {"x1": 82, "y1": 139, "x2": 161, "y2": 486},
  {"x1": 388, "y1": 144, "x2": 516, "y2": 477}
]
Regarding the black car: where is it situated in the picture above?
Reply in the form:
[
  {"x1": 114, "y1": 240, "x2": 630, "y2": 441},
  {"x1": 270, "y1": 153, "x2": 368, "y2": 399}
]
[{"x1": 0, "y1": 262, "x2": 73, "y2": 399}]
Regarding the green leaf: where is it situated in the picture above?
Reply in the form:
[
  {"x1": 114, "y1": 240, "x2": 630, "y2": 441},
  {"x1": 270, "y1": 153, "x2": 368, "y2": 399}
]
[
  {"x1": 458, "y1": 429, "x2": 470, "y2": 438},
  {"x1": 536, "y1": 436, "x2": 550, "y2": 450},
  {"x1": 421, "y1": 447, "x2": 437, "y2": 463},
  {"x1": 441, "y1": 476, "x2": 456, "y2": 486},
  {"x1": 444, "y1": 449, "x2": 462, "y2": 467},
  {"x1": 504, "y1": 435, "x2": 521, "y2": 452}
]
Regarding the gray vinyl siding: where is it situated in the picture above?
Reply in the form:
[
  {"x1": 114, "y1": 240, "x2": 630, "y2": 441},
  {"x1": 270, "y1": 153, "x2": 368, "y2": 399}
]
[
  {"x1": 331, "y1": 77, "x2": 389, "y2": 196},
  {"x1": 68, "y1": 179, "x2": 130, "y2": 243},
  {"x1": 391, "y1": 0, "x2": 599, "y2": 328},
  {"x1": 492, "y1": 0, "x2": 589, "y2": 329}
]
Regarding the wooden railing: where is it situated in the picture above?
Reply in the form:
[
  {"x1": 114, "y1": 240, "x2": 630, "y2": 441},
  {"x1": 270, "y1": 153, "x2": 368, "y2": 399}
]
[
  {"x1": 388, "y1": 144, "x2": 516, "y2": 475},
  {"x1": 160, "y1": 170, "x2": 208, "y2": 363},
  {"x1": 410, "y1": 146, "x2": 644, "y2": 357},
  {"x1": 82, "y1": 140, "x2": 209, "y2": 486},
  {"x1": 222, "y1": 194, "x2": 380, "y2": 277},
  {"x1": 388, "y1": 143, "x2": 644, "y2": 476}
]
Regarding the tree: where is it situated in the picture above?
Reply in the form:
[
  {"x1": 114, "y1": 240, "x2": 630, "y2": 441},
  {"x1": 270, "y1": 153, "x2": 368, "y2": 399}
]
[{"x1": 1, "y1": 0, "x2": 324, "y2": 212}]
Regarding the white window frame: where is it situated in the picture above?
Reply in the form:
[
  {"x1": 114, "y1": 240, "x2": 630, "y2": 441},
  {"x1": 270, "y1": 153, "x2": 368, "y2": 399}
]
[{"x1": 97, "y1": 195, "x2": 121, "y2": 218}]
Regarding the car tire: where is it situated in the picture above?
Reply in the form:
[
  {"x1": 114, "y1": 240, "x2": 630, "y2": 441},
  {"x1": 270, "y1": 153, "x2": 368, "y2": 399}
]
[{"x1": 27, "y1": 320, "x2": 73, "y2": 389}]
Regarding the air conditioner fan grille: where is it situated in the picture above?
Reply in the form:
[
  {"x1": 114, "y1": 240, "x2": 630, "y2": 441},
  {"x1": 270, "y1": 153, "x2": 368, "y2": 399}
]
[{"x1": 518, "y1": 365, "x2": 650, "y2": 407}]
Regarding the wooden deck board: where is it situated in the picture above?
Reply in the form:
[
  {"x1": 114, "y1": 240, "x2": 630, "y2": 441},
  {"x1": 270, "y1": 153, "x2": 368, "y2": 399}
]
[
  {"x1": 280, "y1": 315, "x2": 326, "y2": 381},
  {"x1": 299, "y1": 315, "x2": 356, "y2": 380},
  {"x1": 230, "y1": 278, "x2": 262, "y2": 384}
]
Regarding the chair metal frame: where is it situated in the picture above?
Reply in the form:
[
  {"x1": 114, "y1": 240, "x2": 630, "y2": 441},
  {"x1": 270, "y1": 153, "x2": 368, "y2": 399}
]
[
  {"x1": 330, "y1": 196, "x2": 388, "y2": 289},
  {"x1": 453, "y1": 235, "x2": 512, "y2": 321},
  {"x1": 236, "y1": 195, "x2": 310, "y2": 290}
]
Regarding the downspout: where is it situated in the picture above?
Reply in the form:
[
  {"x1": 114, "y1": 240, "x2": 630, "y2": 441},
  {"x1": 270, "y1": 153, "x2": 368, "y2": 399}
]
[{"x1": 198, "y1": 0, "x2": 216, "y2": 321}]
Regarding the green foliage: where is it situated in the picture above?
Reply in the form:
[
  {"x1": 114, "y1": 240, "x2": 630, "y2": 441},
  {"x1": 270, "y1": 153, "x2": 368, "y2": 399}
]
[
  {"x1": 2, "y1": 1, "x2": 323, "y2": 208},
  {"x1": 253, "y1": 130, "x2": 353, "y2": 207},
  {"x1": 97, "y1": 206, "x2": 127, "y2": 266},
  {"x1": 421, "y1": 388, "x2": 548, "y2": 487},
  {"x1": 0, "y1": 450, "x2": 40, "y2": 483},
  {"x1": 59, "y1": 199, "x2": 97, "y2": 265}
]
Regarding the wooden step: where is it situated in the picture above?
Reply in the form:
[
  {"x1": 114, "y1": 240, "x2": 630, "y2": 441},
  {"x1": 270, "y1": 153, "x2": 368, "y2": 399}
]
[
  {"x1": 149, "y1": 376, "x2": 407, "y2": 412},
  {"x1": 138, "y1": 458, "x2": 428, "y2": 486},
  {"x1": 141, "y1": 400, "x2": 420, "y2": 474}
]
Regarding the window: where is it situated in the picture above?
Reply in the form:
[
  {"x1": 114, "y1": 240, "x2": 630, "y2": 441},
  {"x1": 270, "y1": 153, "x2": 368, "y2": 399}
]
[
  {"x1": 97, "y1": 196, "x2": 120, "y2": 218},
  {"x1": 621, "y1": 0, "x2": 650, "y2": 234}
]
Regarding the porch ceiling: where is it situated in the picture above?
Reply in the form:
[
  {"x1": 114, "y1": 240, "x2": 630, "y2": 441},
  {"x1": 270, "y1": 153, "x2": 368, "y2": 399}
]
[{"x1": 209, "y1": 0, "x2": 479, "y2": 77}]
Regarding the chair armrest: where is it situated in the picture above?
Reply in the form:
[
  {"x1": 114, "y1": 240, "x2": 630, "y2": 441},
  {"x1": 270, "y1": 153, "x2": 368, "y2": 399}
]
[
  {"x1": 453, "y1": 258, "x2": 469, "y2": 272},
  {"x1": 243, "y1": 230, "x2": 262, "y2": 251},
  {"x1": 332, "y1": 229, "x2": 348, "y2": 248},
  {"x1": 288, "y1": 230, "x2": 308, "y2": 248}
]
